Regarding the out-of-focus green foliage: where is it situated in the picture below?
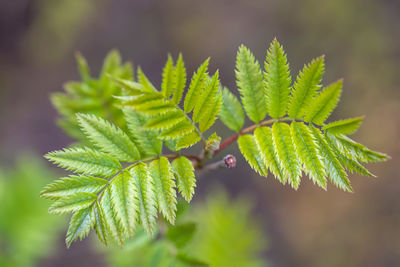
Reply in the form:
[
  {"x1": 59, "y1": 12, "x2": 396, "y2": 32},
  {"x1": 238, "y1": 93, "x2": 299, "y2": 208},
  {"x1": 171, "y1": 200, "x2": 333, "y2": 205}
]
[
  {"x1": 101, "y1": 189, "x2": 268, "y2": 267},
  {"x1": 52, "y1": 50, "x2": 133, "y2": 142},
  {"x1": 0, "y1": 156, "x2": 63, "y2": 267}
]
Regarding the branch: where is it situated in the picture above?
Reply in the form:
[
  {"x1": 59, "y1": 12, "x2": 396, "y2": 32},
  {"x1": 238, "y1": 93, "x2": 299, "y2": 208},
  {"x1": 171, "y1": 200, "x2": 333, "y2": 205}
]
[{"x1": 213, "y1": 117, "x2": 291, "y2": 156}]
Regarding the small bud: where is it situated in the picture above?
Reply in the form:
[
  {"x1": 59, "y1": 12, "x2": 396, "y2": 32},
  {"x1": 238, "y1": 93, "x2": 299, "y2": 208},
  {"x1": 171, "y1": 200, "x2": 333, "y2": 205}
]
[{"x1": 224, "y1": 154, "x2": 236, "y2": 168}]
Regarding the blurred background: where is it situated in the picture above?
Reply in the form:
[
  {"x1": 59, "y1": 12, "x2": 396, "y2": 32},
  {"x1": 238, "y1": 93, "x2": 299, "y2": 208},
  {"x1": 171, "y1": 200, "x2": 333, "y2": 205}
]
[{"x1": 0, "y1": 0, "x2": 399, "y2": 266}]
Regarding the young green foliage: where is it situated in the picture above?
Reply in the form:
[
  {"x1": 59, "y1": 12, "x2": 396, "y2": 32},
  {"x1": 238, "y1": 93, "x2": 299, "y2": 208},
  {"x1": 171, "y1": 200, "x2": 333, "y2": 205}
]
[
  {"x1": 43, "y1": 39, "x2": 388, "y2": 248},
  {"x1": 52, "y1": 50, "x2": 133, "y2": 141}
]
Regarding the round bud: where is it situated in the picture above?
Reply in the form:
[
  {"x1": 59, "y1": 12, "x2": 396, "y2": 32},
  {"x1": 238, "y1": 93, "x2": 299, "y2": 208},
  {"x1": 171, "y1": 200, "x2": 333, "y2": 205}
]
[{"x1": 224, "y1": 154, "x2": 237, "y2": 168}]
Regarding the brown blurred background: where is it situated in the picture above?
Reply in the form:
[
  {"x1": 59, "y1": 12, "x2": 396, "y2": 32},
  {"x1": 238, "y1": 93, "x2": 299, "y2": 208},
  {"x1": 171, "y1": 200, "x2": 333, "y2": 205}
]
[{"x1": 0, "y1": 0, "x2": 399, "y2": 266}]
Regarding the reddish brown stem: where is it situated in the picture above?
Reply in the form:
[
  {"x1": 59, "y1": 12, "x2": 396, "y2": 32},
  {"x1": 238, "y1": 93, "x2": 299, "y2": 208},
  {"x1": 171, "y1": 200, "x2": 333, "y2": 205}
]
[{"x1": 213, "y1": 118, "x2": 289, "y2": 156}]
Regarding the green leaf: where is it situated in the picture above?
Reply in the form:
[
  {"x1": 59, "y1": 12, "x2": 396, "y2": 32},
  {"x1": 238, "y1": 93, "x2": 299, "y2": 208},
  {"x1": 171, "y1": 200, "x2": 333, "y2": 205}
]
[
  {"x1": 219, "y1": 87, "x2": 245, "y2": 132},
  {"x1": 124, "y1": 109, "x2": 162, "y2": 156},
  {"x1": 149, "y1": 157, "x2": 177, "y2": 224},
  {"x1": 264, "y1": 39, "x2": 291, "y2": 118},
  {"x1": 100, "y1": 50, "x2": 121, "y2": 78},
  {"x1": 288, "y1": 56, "x2": 325, "y2": 118},
  {"x1": 172, "y1": 53, "x2": 187, "y2": 104},
  {"x1": 75, "y1": 52, "x2": 90, "y2": 82},
  {"x1": 93, "y1": 201, "x2": 108, "y2": 245},
  {"x1": 143, "y1": 110, "x2": 186, "y2": 130},
  {"x1": 66, "y1": 206, "x2": 94, "y2": 248},
  {"x1": 322, "y1": 116, "x2": 364, "y2": 135},
  {"x1": 172, "y1": 156, "x2": 196, "y2": 202},
  {"x1": 337, "y1": 154, "x2": 375, "y2": 177},
  {"x1": 205, "y1": 132, "x2": 221, "y2": 152},
  {"x1": 77, "y1": 113, "x2": 140, "y2": 161},
  {"x1": 290, "y1": 122, "x2": 327, "y2": 189},
  {"x1": 326, "y1": 133, "x2": 388, "y2": 163},
  {"x1": 199, "y1": 91, "x2": 222, "y2": 132},
  {"x1": 45, "y1": 147, "x2": 122, "y2": 178},
  {"x1": 254, "y1": 127, "x2": 284, "y2": 182},
  {"x1": 159, "y1": 120, "x2": 196, "y2": 140},
  {"x1": 235, "y1": 45, "x2": 267, "y2": 123},
  {"x1": 100, "y1": 187, "x2": 124, "y2": 244},
  {"x1": 184, "y1": 58, "x2": 210, "y2": 113},
  {"x1": 272, "y1": 123, "x2": 301, "y2": 189},
  {"x1": 304, "y1": 79, "x2": 342, "y2": 125},
  {"x1": 161, "y1": 54, "x2": 174, "y2": 98},
  {"x1": 176, "y1": 131, "x2": 201, "y2": 150},
  {"x1": 309, "y1": 126, "x2": 352, "y2": 191},
  {"x1": 137, "y1": 67, "x2": 157, "y2": 92},
  {"x1": 192, "y1": 71, "x2": 221, "y2": 123},
  {"x1": 131, "y1": 163, "x2": 157, "y2": 235},
  {"x1": 110, "y1": 171, "x2": 138, "y2": 237},
  {"x1": 166, "y1": 222, "x2": 196, "y2": 248},
  {"x1": 238, "y1": 134, "x2": 268, "y2": 176},
  {"x1": 49, "y1": 192, "x2": 97, "y2": 214},
  {"x1": 40, "y1": 175, "x2": 107, "y2": 200}
]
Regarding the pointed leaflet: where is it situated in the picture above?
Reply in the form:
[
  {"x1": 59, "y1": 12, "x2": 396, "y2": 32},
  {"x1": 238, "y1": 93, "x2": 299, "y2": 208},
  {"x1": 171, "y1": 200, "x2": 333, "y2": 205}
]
[
  {"x1": 172, "y1": 156, "x2": 196, "y2": 202},
  {"x1": 322, "y1": 117, "x2": 364, "y2": 135},
  {"x1": 161, "y1": 54, "x2": 174, "y2": 98},
  {"x1": 66, "y1": 206, "x2": 94, "y2": 248},
  {"x1": 254, "y1": 127, "x2": 284, "y2": 183},
  {"x1": 131, "y1": 163, "x2": 157, "y2": 235},
  {"x1": 192, "y1": 71, "x2": 220, "y2": 123},
  {"x1": 337, "y1": 154, "x2": 375, "y2": 177},
  {"x1": 40, "y1": 175, "x2": 107, "y2": 199},
  {"x1": 290, "y1": 122, "x2": 327, "y2": 189},
  {"x1": 288, "y1": 56, "x2": 325, "y2": 118},
  {"x1": 100, "y1": 49, "x2": 121, "y2": 79},
  {"x1": 199, "y1": 91, "x2": 222, "y2": 132},
  {"x1": 124, "y1": 91, "x2": 176, "y2": 115},
  {"x1": 100, "y1": 187, "x2": 124, "y2": 244},
  {"x1": 124, "y1": 109, "x2": 162, "y2": 156},
  {"x1": 172, "y1": 53, "x2": 187, "y2": 104},
  {"x1": 238, "y1": 134, "x2": 268, "y2": 176},
  {"x1": 235, "y1": 45, "x2": 267, "y2": 123},
  {"x1": 144, "y1": 110, "x2": 186, "y2": 130},
  {"x1": 272, "y1": 123, "x2": 301, "y2": 189},
  {"x1": 49, "y1": 192, "x2": 97, "y2": 214},
  {"x1": 304, "y1": 80, "x2": 342, "y2": 125},
  {"x1": 93, "y1": 201, "x2": 108, "y2": 244},
  {"x1": 184, "y1": 58, "x2": 210, "y2": 113},
  {"x1": 137, "y1": 67, "x2": 157, "y2": 92},
  {"x1": 219, "y1": 87, "x2": 245, "y2": 132},
  {"x1": 77, "y1": 113, "x2": 140, "y2": 162},
  {"x1": 159, "y1": 120, "x2": 196, "y2": 140},
  {"x1": 149, "y1": 157, "x2": 177, "y2": 224},
  {"x1": 326, "y1": 133, "x2": 388, "y2": 163},
  {"x1": 264, "y1": 39, "x2": 291, "y2": 119},
  {"x1": 45, "y1": 147, "x2": 121, "y2": 178},
  {"x1": 110, "y1": 171, "x2": 138, "y2": 237},
  {"x1": 75, "y1": 52, "x2": 90, "y2": 82},
  {"x1": 176, "y1": 131, "x2": 201, "y2": 150},
  {"x1": 309, "y1": 126, "x2": 352, "y2": 191}
]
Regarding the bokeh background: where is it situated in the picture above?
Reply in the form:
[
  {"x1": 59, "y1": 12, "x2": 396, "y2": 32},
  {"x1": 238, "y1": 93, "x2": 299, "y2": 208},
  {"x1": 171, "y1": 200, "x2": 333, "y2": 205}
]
[{"x1": 0, "y1": 0, "x2": 399, "y2": 266}]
